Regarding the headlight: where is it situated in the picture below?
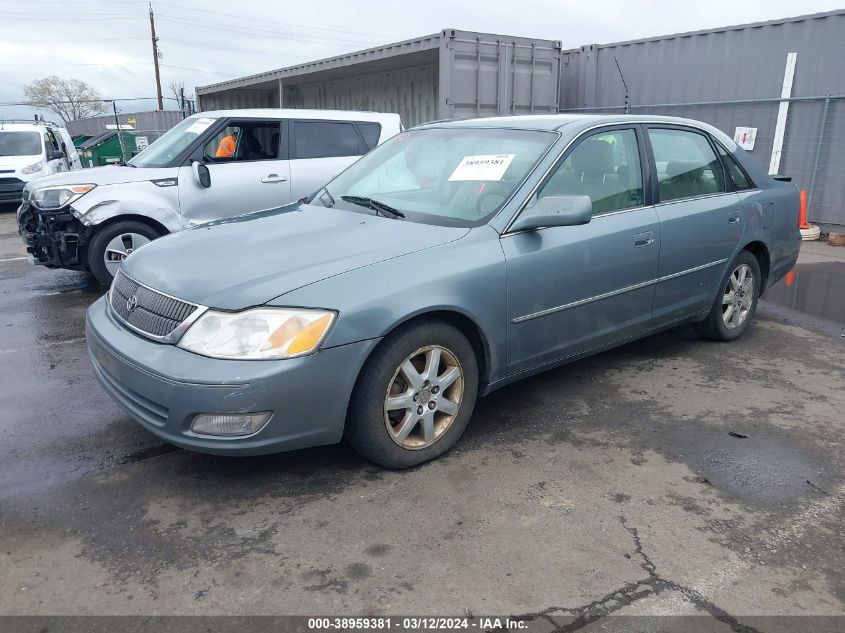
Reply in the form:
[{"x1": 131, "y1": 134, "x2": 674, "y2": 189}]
[
  {"x1": 178, "y1": 307, "x2": 336, "y2": 360},
  {"x1": 31, "y1": 184, "x2": 96, "y2": 210},
  {"x1": 21, "y1": 160, "x2": 45, "y2": 176}
]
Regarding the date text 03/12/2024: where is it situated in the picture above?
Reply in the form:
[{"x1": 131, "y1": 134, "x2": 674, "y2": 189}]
[{"x1": 307, "y1": 617, "x2": 529, "y2": 630}]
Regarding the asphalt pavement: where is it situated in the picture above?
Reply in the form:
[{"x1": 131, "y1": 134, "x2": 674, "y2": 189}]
[{"x1": 0, "y1": 205, "x2": 843, "y2": 630}]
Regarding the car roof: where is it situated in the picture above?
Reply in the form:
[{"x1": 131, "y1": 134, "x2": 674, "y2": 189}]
[
  {"x1": 194, "y1": 109, "x2": 401, "y2": 123},
  {"x1": 415, "y1": 113, "x2": 721, "y2": 132},
  {"x1": 0, "y1": 122, "x2": 52, "y2": 132}
]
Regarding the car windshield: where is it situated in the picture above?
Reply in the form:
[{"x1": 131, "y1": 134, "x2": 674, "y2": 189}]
[
  {"x1": 321, "y1": 127, "x2": 557, "y2": 227},
  {"x1": 0, "y1": 131, "x2": 41, "y2": 157},
  {"x1": 129, "y1": 116, "x2": 218, "y2": 168}
]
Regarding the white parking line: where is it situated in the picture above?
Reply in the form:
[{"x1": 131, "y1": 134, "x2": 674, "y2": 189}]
[{"x1": 0, "y1": 256, "x2": 26, "y2": 262}]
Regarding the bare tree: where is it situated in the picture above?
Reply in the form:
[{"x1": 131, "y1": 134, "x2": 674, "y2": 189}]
[
  {"x1": 23, "y1": 76, "x2": 107, "y2": 122},
  {"x1": 168, "y1": 80, "x2": 194, "y2": 111}
]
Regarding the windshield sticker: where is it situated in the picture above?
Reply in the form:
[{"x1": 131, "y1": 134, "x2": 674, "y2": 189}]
[
  {"x1": 186, "y1": 117, "x2": 215, "y2": 135},
  {"x1": 448, "y1": 154, "x2": 516, "y2": 181}
]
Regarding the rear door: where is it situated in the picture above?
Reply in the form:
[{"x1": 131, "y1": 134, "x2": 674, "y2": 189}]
[
  {"x1": 177, "y1": 118, "x2": 291, "y2": 226},
  {"x1": 288, "y1": 119, "x2": 368, "y2": 200},
  {"x1": 645, "y1": 126, "x2": 744, "y2": 323},
  {"x1": 502, "y1": 126, "x2": 661, "y2": 374}
]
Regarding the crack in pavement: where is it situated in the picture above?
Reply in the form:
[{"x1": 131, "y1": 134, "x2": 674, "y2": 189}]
[{"x1": 511, "y1": 516, "x2": 763, "y2": 633}]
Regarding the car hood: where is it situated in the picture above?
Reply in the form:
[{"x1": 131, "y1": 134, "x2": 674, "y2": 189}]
[
  {"x1": 122, "y1": 204, "x2": 470, "y2": 310},
  {"x1": 23, "y1": 165, "x2": 175, "y2": 189},
  {"x1": 0, "y1": 155, "x2": 42, "y2": 172}
]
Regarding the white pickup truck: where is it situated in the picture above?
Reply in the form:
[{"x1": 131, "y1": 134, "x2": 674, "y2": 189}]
[{"x1": 18, "y1": 109, "x2": 401, "y2": 285}]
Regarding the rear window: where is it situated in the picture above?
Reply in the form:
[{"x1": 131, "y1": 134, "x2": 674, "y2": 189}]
[
  {"x1": 715, "y1": 143, "x2": 755, "y2": 191},
  {"x1": 0, "y1": 132, "x2": 41, "y2": 157},
  {"x1": 357, "y1": 122, "x2": 382, "y2": 151},
  {"x1": 294, "y1": 121, "x2": 361, "y2": 159}
]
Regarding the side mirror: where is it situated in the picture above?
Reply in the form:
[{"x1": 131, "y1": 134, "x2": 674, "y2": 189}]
[
  {"x1": 510, "y1": 195, "x2": 593, "y2": 232},
  {"x1": 192, "y1": 161, "x2": 211, "y2": 188},
  {"x1": 51, "y1": 150, "x2": 66, "y2": 160}
]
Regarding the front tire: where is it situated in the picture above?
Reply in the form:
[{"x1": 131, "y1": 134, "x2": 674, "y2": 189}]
[
  {"x1": 694, "y1": 250, "x2": 761, "y2": 341},
  {"x1": 346, "y1": 320, "x2": 479, "y2": 469},
  {"x1": 87, "y1": 220, "x2": 163, "y2": 286}
]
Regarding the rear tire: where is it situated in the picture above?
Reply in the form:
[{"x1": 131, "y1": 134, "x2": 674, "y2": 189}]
[
  {"x1": 87, "y1": 220, "x2": 163, "y2": 287},
  {"x1": 694, "y1": 250, "x2": 761, "y2": 341},
  {"x1": 345, "y1": 320, "x2": 479, "y2": 469}
]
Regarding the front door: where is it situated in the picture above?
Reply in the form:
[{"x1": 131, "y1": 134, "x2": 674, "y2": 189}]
[
  {"x1": 503, "y1": 127, "x2": 661, "y2": 375},
  {"x1": 177, "y1": 119, "x2": 291, "y2": 227},
  {"x1": 645, "y1": 126, "x2": 744, "y2": 323}
]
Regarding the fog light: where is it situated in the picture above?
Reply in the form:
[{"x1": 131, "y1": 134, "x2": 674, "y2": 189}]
[{"x1": 190, "y1": 412, "x2": 271, "y2": 437}]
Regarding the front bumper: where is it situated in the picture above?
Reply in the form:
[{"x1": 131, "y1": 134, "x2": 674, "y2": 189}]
[
  {"x1": 86, "y1": 297, "x2": 379, "y2": 455},
  {"x1": 17, "y1": 198, "x2": 89, "y2": 269}
]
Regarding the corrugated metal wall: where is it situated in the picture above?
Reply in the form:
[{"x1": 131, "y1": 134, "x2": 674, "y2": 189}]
[
  {"x1": 196, "y1": 30, "x2": 562, "y2": 128},
  {"x1": 441, "y1": 34, "x2": 561, "y2": 121},
  {"x1": 198, "y1": 88, "x2": 278, "y2": 112},
  {"x1": 66, "y1": 110, "x2": 185, "y2": 138},
  {"x1": 284, "y1": 64, "x2": 439, "y2": 127},
  {"x1": 560, "y1": 11, "x2": 845, "y2": 227}
]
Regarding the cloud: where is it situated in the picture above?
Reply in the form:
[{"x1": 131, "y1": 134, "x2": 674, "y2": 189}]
[{"x1": 2, "y1": 0, "x2": 842, "y2": 121}]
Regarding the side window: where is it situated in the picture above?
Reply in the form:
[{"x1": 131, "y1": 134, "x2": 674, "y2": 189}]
[
  {"x1": 45, "y1": 130, "x2": 60, "y2": 158},
  {"x1": 538, "y1": 128, "x2": 643, "y2": 214},
  {"x1": 356, "y1": 122, "x2": 382, "y2": 151},
  {"x1": 294, "y1": 121, "x2": 361, "y2": 159},
  {"x1": 202, "y1": 120, "x2": 281, "y2": 162},
  {"x1": 715, "y1": 143, "x2": 754, "y2": 191},
  {"x1": 648, "y1": 128, "x2": 726, "y2": 202}
]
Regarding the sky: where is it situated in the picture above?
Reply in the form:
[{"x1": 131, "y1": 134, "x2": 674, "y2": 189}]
[{"x1": 2, "y1": 0, "x2": 844, "y2": 122}]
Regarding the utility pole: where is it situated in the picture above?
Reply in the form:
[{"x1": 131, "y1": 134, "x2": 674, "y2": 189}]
[
  {"x1": 149, "y1": 3, "x2": 163, "y2": 111},
  {"x1": 111, "y1": 101, "x2": 127, "y2": 162}
]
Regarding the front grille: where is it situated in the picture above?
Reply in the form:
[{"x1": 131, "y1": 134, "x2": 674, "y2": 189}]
[{"x1": 109, "y1": 270, "x2": 197, "y2": 339}]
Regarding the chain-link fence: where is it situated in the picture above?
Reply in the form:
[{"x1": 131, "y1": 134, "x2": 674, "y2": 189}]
[
  {"x1": 560, "y1": 95, "x2": 845, "y2": 230},
  {"x1": 68, "y1": 109, "x2": 190, "y2": 165}
]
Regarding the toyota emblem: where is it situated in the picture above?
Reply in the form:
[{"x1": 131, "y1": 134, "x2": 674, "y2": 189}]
[{"x1": 126, "y1": 295, "x2": 138, "y2": 312}]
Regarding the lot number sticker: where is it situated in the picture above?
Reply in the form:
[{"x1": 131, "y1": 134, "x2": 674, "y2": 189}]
[
  {"x1": 449, "y1": 154, "x2": 515, "y2": 181},
  {"x1": 186, "y1": 117, "x2": 215, "y2": 135}
]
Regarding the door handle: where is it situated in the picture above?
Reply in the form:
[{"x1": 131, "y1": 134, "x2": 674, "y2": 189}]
[
  {"x1": 728, "y1": 214, "x2": 741, "y2": 224},
  {"x1": 261, "y1": 174, "x2": 287, "y2": 184},
  {"x1": 633, "y1": 231, "x2": 655, "y2": 248}
]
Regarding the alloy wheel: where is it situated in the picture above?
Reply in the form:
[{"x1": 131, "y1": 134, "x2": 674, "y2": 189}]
[
  {"x1": 104, "y1": 232, "x2": 150, "y2": 277},
  {"x1": 384, "y1": 345, "x2": 464, "y2": 450},
  {"x1": 722, "y1": 263, "x2": 755, "y2": 329}
]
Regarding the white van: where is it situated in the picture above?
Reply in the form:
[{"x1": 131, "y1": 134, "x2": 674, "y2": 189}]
[
  {"x1": 18, "y1": 109, "x2": 401, "y2": 285},
  {"x1": 0, "y1": 120, "x2": 81, "y2": 203}
]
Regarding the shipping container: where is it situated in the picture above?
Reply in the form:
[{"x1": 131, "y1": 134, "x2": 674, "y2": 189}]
[
  {"x1": 557, "y1": 9, "x2": 845, "y2": 228},
  {"x1": 196, "y1": 29, "x2": 563, "y2": 127}
]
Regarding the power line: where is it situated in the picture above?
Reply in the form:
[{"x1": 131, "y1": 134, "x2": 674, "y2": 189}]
[
  {"x1": 3, "y1": 37, "x2": 147, "y2": 43},
  {"x1": 155, "y1": 13, "x2": 389, "y2": 47},
  {"x1": 149, "y1": 0, "x2": 399, "y2": 39},
  {"x1": 3, "y1": 13, "x2": 138, "y2": 20},
  {"x1": 160, "y1": 37, "x2": 310, "y2": 61},
  {"x1": 1, "y1": 0, "x2": 400, "y2": 39},
  {"x1": 0, "y1": 61, "x2": 230, "y2": 76}
]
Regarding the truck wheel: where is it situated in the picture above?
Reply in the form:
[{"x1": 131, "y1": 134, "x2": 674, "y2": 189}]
[
  {"x1": 694, "y1": 250, "x2": 761, "y2": 341},
  {"x1": 87, "y1": 220, "x2": 163, "y2": 286},
  {"x1": 345, "y1": 320, "x2": 479, "y2": 469}
]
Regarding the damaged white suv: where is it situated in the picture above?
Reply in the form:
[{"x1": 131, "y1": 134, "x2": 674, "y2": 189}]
[{"x1": 18, "y1": 109, "x2": 401, "y2": 285}]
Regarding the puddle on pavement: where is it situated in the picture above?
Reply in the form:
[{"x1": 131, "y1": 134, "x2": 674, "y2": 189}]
[
  {"x1": 664, "y1": 424, "x2": 835, "y2": 506},
  {"x1": 763, "y1": 261, "x2": 845, "y2": 325}
]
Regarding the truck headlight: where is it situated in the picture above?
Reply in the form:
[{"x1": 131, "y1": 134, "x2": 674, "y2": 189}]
[
  {"x1": 21, "y1": 160, "x2": 45, "y2": 176},
  {"x1": 31, "y1": 184, "x2": 96, "y2": 210},
  {"x1": 178, "y1": 308, "x2": 336, "y2": 360}
]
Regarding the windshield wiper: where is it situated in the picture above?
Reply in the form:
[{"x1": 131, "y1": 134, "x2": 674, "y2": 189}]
[{"x1": 340, "y1": 195, "x2": 405, "y2": 219}]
